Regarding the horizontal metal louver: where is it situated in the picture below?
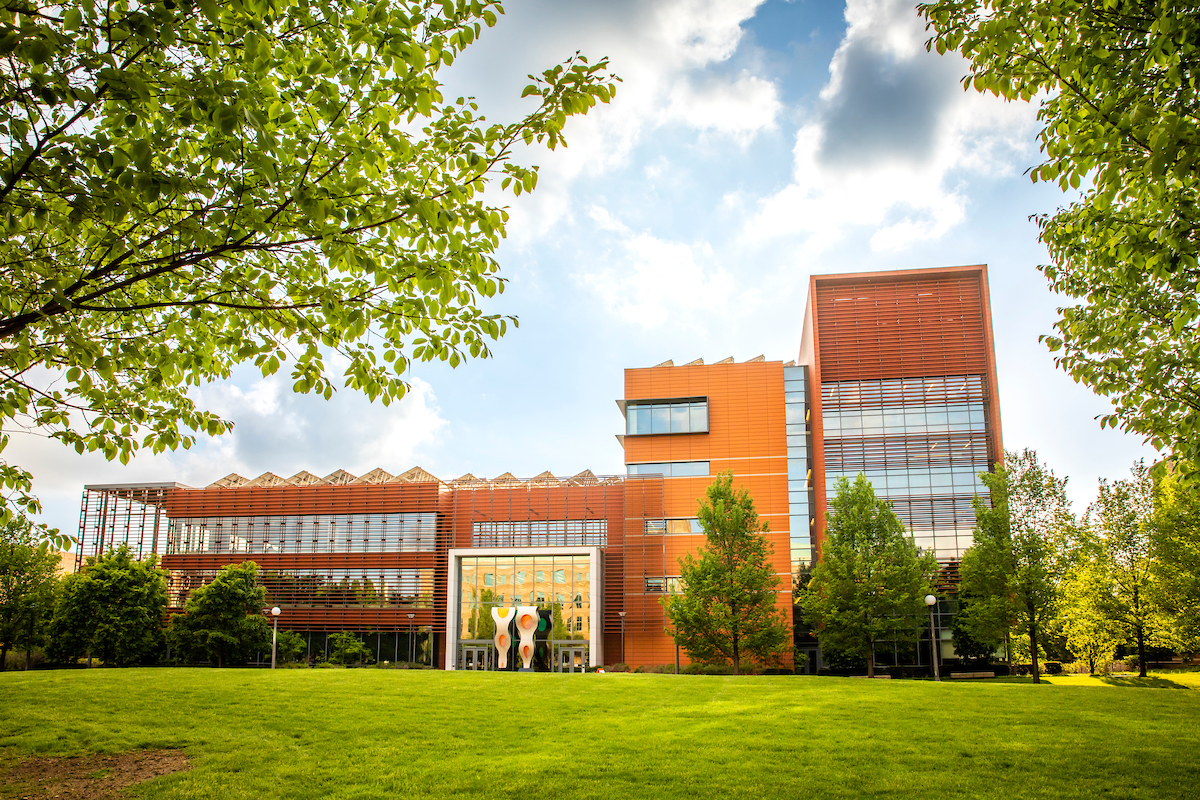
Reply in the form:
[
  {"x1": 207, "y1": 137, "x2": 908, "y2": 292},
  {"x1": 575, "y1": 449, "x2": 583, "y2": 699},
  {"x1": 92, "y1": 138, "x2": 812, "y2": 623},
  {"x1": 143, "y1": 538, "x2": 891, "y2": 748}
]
[{"x1": 816, "y1": 276, "x2": 987, "y2": 382}]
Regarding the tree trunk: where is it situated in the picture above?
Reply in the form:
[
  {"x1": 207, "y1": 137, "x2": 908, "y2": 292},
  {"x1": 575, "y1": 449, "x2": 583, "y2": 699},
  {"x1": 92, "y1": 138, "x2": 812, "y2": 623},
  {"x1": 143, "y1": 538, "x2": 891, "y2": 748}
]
[
  {"x1": 1029, "y1": 623, "x2": 1040, "y2": 684},
  {"x1": 0, "y1": 643, "x2": 8, "y2": 672},
  {"x1": 867, "y1": 650, "x2": 875, "y2": 678},
  {"x1": 1136, "y1": 624, "x2": 1147, "y2": 678},
  {"x1": 1088, "y1": 655, "x2": 1095, "y2": 675}
]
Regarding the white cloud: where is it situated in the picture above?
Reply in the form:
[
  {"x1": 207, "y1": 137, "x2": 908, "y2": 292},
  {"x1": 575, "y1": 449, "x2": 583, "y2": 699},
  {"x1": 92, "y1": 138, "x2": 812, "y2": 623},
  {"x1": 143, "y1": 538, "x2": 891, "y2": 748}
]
[
  {"x1": 452, "y1": 0, "x2": 779, "y2": 246},
  {"x1": 745, "y1": 0, "x2": 1038, "y2": 255},
  {"x1": 665, "y1": 72, "x2": 782, "y2": 145},
  {"x1": 576, "y1": 205, "x2": 747, "y2": 329}
]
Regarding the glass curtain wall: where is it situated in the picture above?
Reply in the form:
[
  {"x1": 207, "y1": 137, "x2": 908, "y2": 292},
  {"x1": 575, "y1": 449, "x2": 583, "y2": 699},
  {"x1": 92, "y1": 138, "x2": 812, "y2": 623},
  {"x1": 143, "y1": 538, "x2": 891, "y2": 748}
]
[
  {"x1": 168, "y1": 567, "x2": 435, "y2": 609},
  {"x1": 784, "y1": 366, "x2": 814, "y2": 573},
  {"x1": 458, "y1": 555, "x2": 591, "y2": 670},
  {"x1": 821, "y1": 375, "x2": 992, "y2": 559},
  {"x1": 166, "y1": 512, "x2": 438, "y2": 554}
]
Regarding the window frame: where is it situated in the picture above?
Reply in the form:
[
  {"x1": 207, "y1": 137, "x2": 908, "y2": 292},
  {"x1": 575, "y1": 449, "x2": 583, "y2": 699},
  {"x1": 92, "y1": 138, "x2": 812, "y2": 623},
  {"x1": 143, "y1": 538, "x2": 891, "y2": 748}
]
[{"x1": 624, "y1": 396, "x2": 709, "y2": 436}]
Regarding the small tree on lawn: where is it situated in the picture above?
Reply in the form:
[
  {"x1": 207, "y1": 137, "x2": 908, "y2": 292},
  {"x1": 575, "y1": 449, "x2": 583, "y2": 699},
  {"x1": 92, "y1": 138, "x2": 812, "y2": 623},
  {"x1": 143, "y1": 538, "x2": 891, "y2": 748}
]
[
  {"x1": 169, "y1": 561, "x2": 270, "y2": 667},
  {"x1": 47, "y1": 545, "x2": 167, "y2": 666},
  {"x1": 1088, "y1": 461, "x2": 1161, "y2": 677},
  {"x1": 0, "y1": 516, "x2": 60, "y2": 670},
  {"x1": 328, "y1": 631, "x2": 372, "y2": 666},
  {"x1": 662, "y1": 473, "x2": 790, "y2": 675},
  {"x1": 957, "y1": 450, "x2": 1069, "y2": 683},
  {"x1": 1150, "y1": 464, "x2": 1200, "y2": 656},
  {"x1": 800, "y1": 474, "x2": 937, "y2": 678},
  {"x1": 1057, "y1": 553, "x2": 1122, "y2": 675}
]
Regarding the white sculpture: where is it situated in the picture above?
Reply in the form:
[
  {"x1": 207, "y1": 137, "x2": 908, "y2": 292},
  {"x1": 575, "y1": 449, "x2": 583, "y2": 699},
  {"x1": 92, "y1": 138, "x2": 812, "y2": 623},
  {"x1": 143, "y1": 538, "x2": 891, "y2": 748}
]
[
  {"x1": 515, "y1": 605, "x2": 539, "y2": 669},
  {"x1": 491, "y1": 607, "x2": 515, "y2": 669}
]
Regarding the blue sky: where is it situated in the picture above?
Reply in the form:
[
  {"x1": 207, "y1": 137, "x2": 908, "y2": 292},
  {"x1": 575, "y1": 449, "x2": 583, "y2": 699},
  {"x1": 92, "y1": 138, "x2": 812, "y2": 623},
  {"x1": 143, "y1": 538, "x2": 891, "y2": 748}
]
[{"x1": 15, "y1": 0, "x2": 1159, "y2": 534}]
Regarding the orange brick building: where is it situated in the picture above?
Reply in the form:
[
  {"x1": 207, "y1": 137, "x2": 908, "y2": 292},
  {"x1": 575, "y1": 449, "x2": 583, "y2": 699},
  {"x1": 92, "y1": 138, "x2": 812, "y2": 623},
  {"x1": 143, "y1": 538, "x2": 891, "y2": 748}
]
[{"x1": 74, "y1": 265, "x2": 1001, "y2": 671}]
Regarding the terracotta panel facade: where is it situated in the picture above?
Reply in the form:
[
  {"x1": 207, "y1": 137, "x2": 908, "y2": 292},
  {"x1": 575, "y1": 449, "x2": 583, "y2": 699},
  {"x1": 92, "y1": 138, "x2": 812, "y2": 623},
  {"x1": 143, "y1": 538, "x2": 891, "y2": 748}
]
[{"x1": 73, "y1": 265, "x2": 1002, "y2": 672}]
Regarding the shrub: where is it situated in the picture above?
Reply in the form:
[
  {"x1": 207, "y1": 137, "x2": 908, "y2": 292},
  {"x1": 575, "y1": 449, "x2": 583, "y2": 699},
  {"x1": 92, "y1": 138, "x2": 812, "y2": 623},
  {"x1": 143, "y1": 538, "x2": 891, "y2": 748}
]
[
  {"x1": 607, "y1": 663, "x2": 631, "y2": 672},
  {"x1": 633, "y1": 665, "x2": 647, "y2": 673},
  {"x1": 327, "y1": 632, "x2": 372, "y2": 666},
  {"x1": 1044, "y1": 661, "x2": 1063, "y2": 675}
]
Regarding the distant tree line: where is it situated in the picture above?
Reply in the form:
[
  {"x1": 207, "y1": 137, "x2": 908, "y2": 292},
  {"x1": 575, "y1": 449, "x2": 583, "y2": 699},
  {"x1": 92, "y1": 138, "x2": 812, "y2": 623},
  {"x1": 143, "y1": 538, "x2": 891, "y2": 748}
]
[
  {"x1": 797, "y1": 450, "x2": 1200, "y2": 680},
  {"x1": 0, "y1": 526, "x2": 294, "y2": 669}
]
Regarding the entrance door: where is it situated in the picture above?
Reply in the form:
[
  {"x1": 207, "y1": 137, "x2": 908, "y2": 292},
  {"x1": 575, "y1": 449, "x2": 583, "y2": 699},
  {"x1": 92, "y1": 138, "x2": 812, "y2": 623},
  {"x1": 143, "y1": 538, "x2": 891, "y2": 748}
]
[
  {"x1": 559, "y1": 647, "x2": 586, "y2": 673},
  {"x1": 463, "y1": 646, "x2": 490, "y2": 671}
]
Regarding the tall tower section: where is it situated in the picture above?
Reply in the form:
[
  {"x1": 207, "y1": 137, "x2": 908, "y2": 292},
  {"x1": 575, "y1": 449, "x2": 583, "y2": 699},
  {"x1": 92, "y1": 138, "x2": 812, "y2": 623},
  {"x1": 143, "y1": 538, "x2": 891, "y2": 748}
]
[{"x1": 801, "y1": 265, "x2": 1004, "y2": 564}]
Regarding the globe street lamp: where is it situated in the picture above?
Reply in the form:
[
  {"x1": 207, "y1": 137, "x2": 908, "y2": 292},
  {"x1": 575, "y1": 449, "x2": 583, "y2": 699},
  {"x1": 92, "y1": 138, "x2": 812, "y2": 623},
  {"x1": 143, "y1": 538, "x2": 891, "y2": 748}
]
[
  {"x1": 270, "y1": 607, "x2": 281, "y2": 669},
  {"x1": 924, "y1": 594, "x2": 940, "y2": 681}
]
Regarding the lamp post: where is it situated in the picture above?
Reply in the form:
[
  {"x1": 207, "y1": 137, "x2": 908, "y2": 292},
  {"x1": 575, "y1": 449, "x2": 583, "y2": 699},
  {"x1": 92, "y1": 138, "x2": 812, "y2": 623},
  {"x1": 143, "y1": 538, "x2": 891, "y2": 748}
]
[
  {"x1": 407, "y1": 612, "x2": 415, "y2": 664},
  {"x1": 270, "y1": 607, "x2": 281, "y2": 669},
  {"x1": 617, "y1": 611, "x2": 626, "y2": 665},
  {"x1": 924, "y1": 594, "x2": 940, "y2": 681}
]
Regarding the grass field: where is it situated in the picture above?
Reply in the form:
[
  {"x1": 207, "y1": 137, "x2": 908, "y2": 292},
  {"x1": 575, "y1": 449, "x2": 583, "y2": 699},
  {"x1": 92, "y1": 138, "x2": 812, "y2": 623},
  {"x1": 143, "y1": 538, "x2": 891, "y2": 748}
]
[{"x1": 2, "y1": 669, "x2": 1198, "y2": 799}]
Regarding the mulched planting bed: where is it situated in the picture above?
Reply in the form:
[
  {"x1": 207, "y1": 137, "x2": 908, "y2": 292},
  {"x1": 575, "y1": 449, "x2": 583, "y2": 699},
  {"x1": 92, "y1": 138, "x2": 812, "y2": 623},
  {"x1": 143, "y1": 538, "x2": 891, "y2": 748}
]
[{"x1": 2, "y1": 749, "x2": 189, "y2": 799}]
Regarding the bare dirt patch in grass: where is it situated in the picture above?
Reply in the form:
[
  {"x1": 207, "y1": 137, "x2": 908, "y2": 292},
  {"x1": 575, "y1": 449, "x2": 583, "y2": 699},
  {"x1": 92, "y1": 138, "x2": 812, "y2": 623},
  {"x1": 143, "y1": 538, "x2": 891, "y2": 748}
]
[{"x1": 2, "y1": 749, "x2": 189, "y2": 799}]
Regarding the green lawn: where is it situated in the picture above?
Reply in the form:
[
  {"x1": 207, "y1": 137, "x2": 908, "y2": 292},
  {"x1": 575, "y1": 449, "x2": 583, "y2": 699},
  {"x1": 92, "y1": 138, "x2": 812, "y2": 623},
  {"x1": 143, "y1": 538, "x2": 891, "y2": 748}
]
[{"x1": 2, "y1": 669, "x2": 1198, "y2": 799}]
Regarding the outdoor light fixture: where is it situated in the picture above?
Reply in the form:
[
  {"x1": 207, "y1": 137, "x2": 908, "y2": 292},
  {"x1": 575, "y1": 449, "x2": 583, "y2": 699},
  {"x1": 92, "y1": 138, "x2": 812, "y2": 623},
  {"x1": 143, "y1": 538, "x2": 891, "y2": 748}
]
[
  {"x1": 924, "y1": 595, "x2": 940, "y2": 681},
  {"x1": 618, "y1": 610, "x2": 627, "y2": 665},
  {"x1": 408, "y1": 612, "x2": 416, "y2": 664},
  {"x1": 270, "y1": 606, "x2": 281, "y2": 670}
]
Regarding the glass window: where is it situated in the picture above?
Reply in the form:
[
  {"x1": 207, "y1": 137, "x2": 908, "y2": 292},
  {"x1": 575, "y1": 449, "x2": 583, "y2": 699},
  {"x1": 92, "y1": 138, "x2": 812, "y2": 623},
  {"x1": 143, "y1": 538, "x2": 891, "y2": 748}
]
[
  {"x1": 644, "y1": 519, "x2": 667, "y2": 535},
  {"x1": 666, "y1": 519, "x2": 701, "y2": 534},
  {"x1": 652, "y1": 405, "x2": 670, "y2": 433},
  {"x1": 627, "y1": 461, "x2": 709, "y2": 477},
  {"x1": 626, "y1": 398, "x2": 708, "y2": 435},
  {"x1": 644, "y1": 577, "x2": 666, "y2": 592},
  {"x1": 785, "y1": 404, "x2": 805, "y2": 425}
]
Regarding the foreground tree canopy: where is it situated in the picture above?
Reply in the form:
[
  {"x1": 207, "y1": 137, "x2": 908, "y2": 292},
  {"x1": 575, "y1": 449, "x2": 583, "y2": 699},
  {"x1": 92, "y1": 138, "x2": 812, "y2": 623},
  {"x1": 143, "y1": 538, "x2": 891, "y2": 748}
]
[
  {"x1": 919, "y1": 1, "x2": 1200, "y2": 473},
  {"x1": 663, "y1": 473, "x2": 790, "y2": 675},
  {"x1": 0, "y1": 0, "x2": 618, "y2": 538}
]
